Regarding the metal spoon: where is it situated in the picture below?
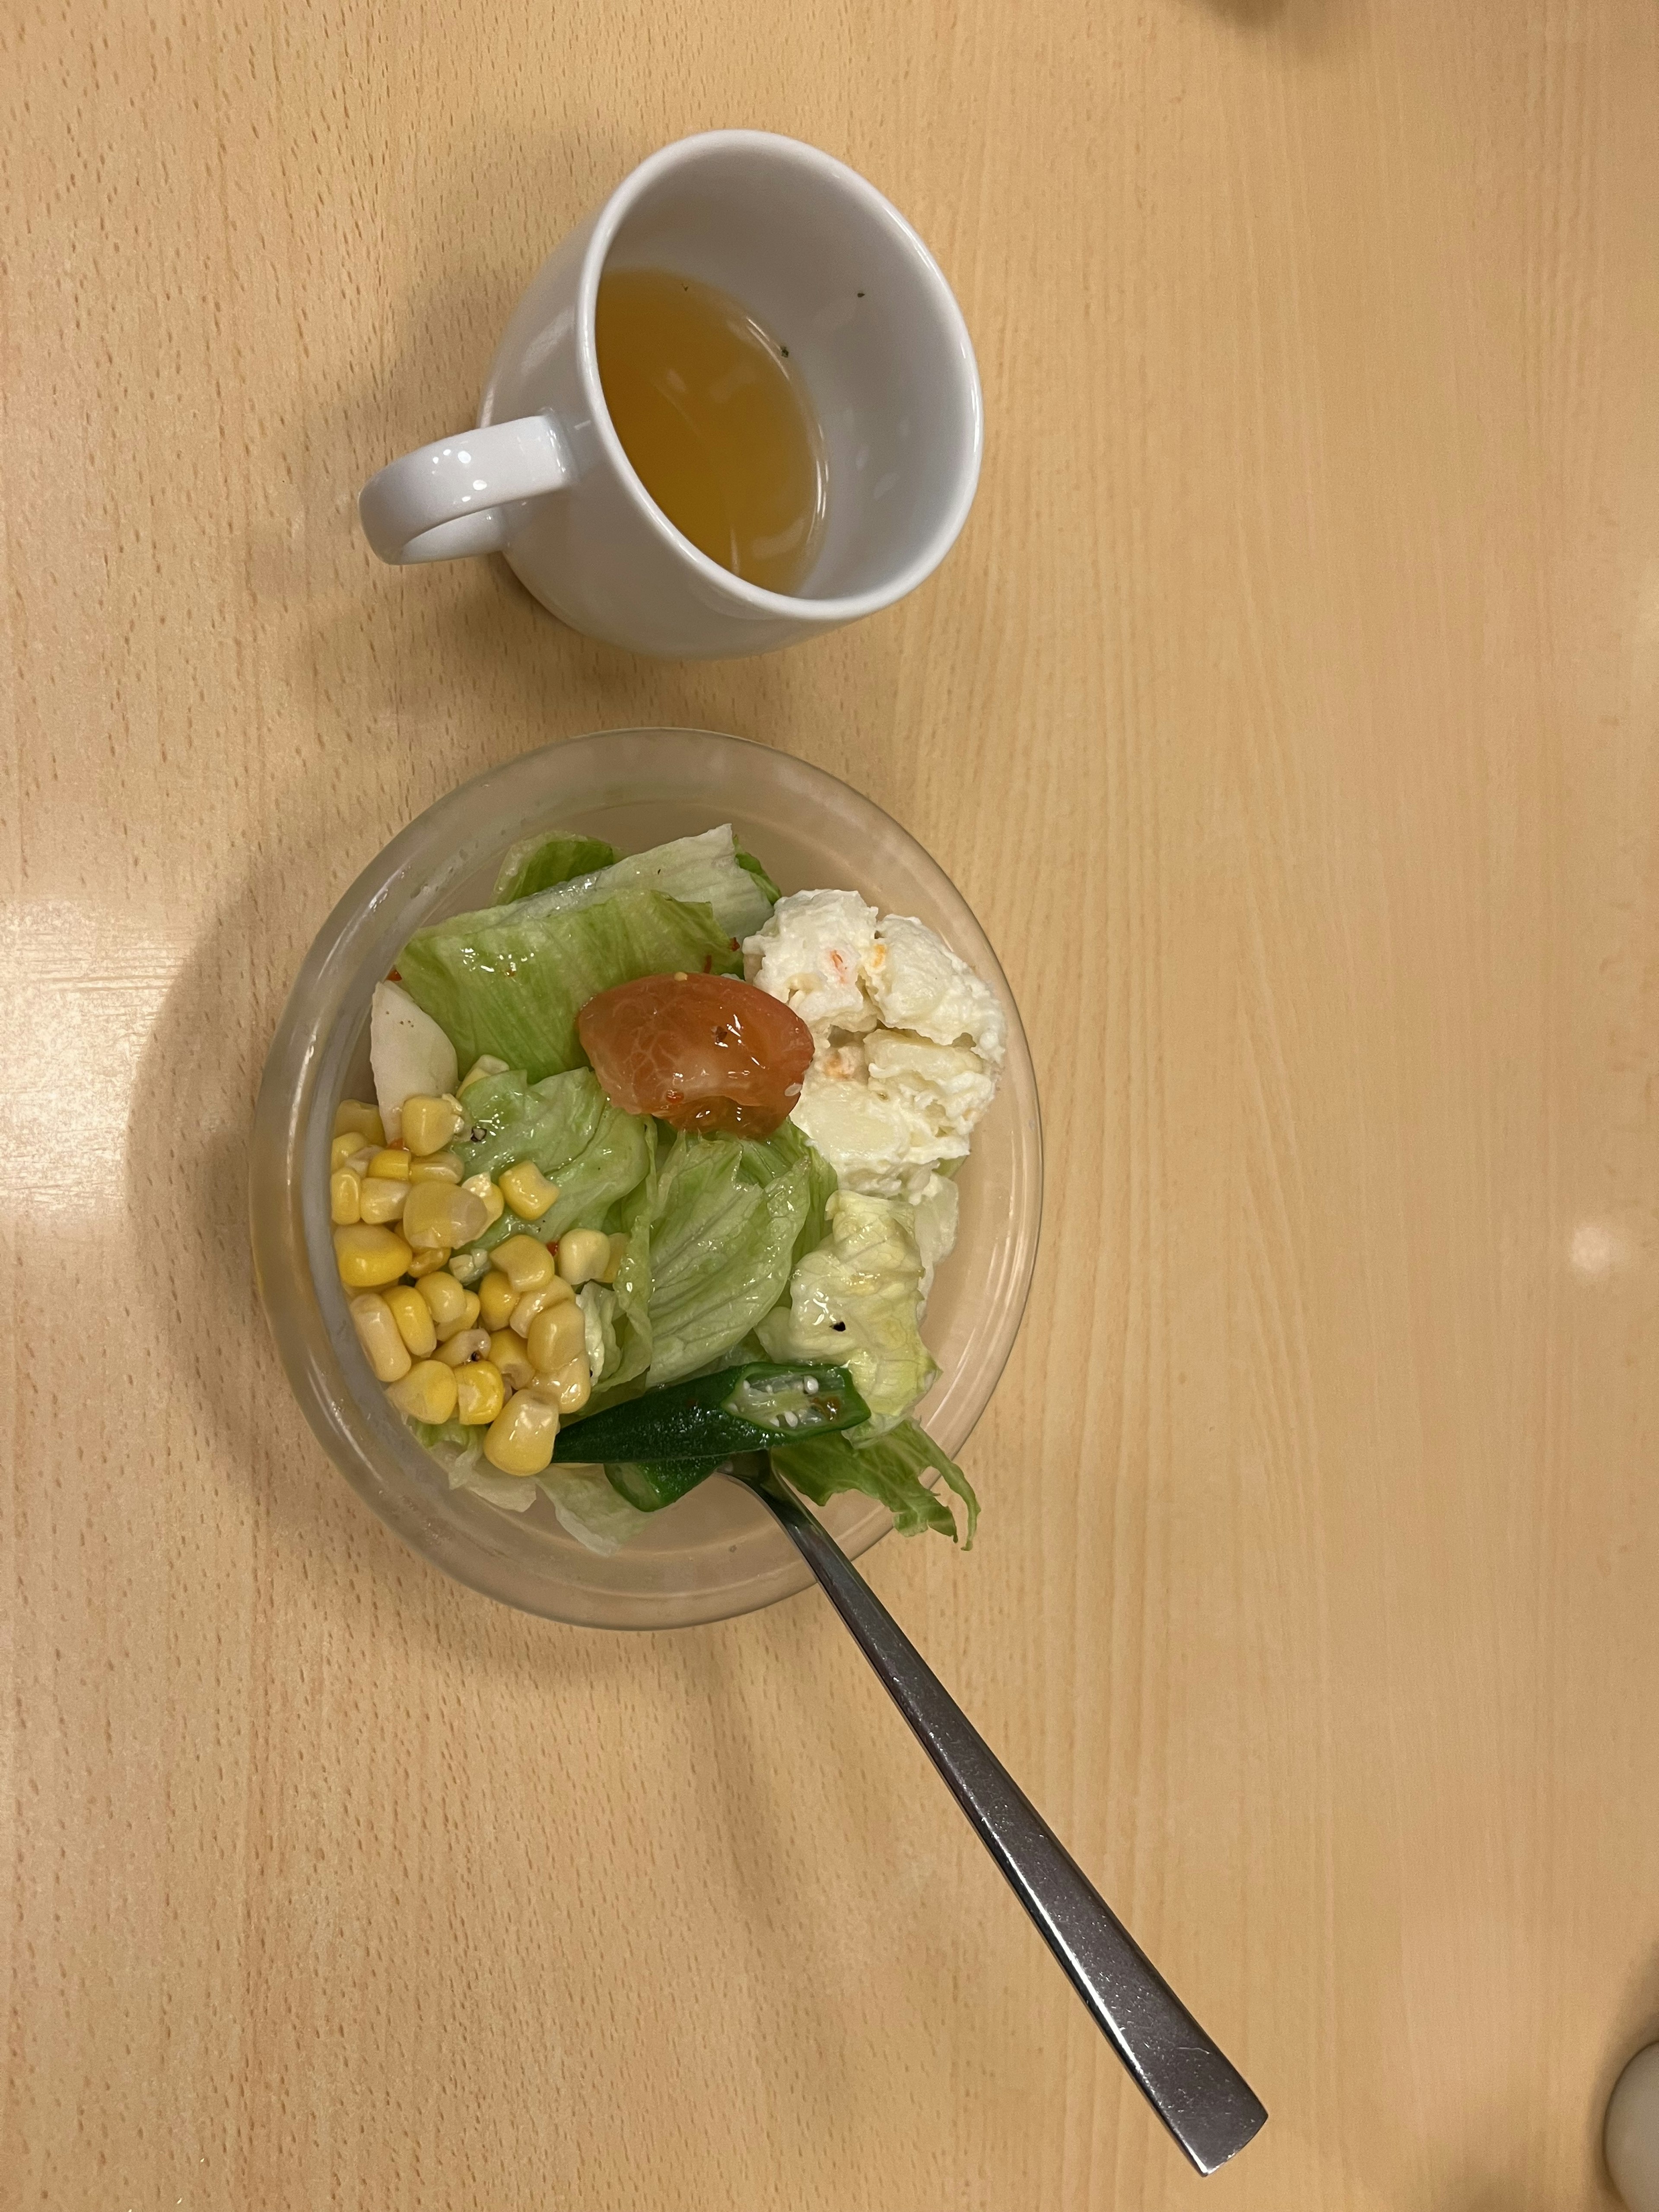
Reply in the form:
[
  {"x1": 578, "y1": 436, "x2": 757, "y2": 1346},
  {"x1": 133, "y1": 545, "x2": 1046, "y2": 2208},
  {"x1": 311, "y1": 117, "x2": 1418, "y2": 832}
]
[{"x1": 738, "y1": 1464, "x2": 1268, "y2": 2176}]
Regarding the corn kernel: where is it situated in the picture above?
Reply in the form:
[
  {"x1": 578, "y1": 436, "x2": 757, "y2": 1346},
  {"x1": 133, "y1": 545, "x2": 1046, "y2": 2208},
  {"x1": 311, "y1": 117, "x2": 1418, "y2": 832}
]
[
  {"x1": 528, "y1": 1300, "x2": 585, "y2": 1375},
  {"x1": 435, "y1": 1326, "x2": 490, "y2": 1368},
  {"x1": 334, "y1": 1223, "x2": 413, "y2": 1287},
  {"x1": 455, "y1": 1360, "x2": 507, "y2": 1425},
  {"x1": 434, "y1": 1289, "x2": 481, "y2": 1344},
  {"x1": 461, "y1": 1173, "x2": 506, "y2": 1227},
  {"x1": 499, "y1": 1160, "x2": 561, "y2": 1222},
  {"x1": 406, "y1": 1245, "x2": 451, "y2": 1277},
  {"x1": 447, "y1": 1247, "x2": 489, "y2": 1285},
  {"x1": 401, "y1": 1093, "x2": 467, "y2": 1158},
  {"x1": 556, "y1": 1227, "x2": 612, "y2": 1286},
  {"x1": 489, "y1": 1329, "x2": 535, "y2": 1390},
  {"x1": 510, "y1": 1278, "x2": 575, "y2": 1338},
  {"x1": 539, "y1": 1353, "x2": 591, "y2": 1414},
  {"x1": 383, "y1": 1284, "x2": 437, "y2": 1359},
  {"x1": 404, "y1": 1180, "x2": 489, "y2": 1252},
  {"x1": 478, "y1": 1269, "x2": 518, "y2": 1332},
  {"x1": 359, "y1": 1176, "x2": 410, "y2": 1224},
  {"x1": 331, "y1": 1130, "x2": 366, "y2": 1171},
  {"x1": 366, "y1": 1147, "x2": 411, "y2": 1182},
  {"x1": 330, "y1": 1168, "x2": 362, "y2": 1225},
  {"x1": 334, "y1": 1100, "x2": 385, "y2": 1145},
  {"x1": 387, "y1": 1360, "x2": 458, "y2": 1425},
  {"x1": 348, "y1": 1293, "x2": 413, "y2": 1382},
  {"x1": 483, "y1": 1390, "x2": 559, "y2": 1476},
  {"x1": 602, "y1": 1233, "x2": 629, "y2": 1285},
  {"x1": 415, "y1": 1269, "x2": 469, "y2": 1333},
  {"x1": 410, "y1": 1150, "x2": 463, "y2": 1184},
  {"x1": 459, "y1": 1055, "x2": 509, "y2": 1092},
  {"x1": 493, "y1": 1233, "x2": 554, "y2": 1293}
]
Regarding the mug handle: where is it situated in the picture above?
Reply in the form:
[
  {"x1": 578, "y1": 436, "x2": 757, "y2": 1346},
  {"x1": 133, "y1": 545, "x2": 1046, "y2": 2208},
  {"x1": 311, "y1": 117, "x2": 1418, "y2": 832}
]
[{"x1": 357, "y1": 413, "x2": 572, "y2": 565}]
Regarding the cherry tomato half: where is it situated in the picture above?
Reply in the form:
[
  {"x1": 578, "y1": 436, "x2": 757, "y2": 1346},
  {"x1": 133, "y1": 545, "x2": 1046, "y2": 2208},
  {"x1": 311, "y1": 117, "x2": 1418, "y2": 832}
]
[{"x1": 577, "y1": 973, "x2": 814, "y2": 1138}]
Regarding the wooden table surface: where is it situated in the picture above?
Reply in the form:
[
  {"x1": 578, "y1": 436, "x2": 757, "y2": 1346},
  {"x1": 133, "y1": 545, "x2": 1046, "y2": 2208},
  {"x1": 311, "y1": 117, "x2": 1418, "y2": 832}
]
[{"x1": 6, "y1": 2, "x2": 1659, "y2": 2205}]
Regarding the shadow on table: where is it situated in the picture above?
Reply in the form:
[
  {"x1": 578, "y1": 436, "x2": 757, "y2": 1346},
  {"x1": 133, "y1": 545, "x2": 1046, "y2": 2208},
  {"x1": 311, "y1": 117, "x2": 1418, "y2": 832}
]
[
  {"x1": 118, "y1": 113, "x2": 1002, "y2": 2177},
  {"x1": 1182, "y1": 0, "x2": 1350, "y2": 51},
  {"x1": 1423, "y1": 1942, "x2": 1659, "y2": 2212},
  {"x1": 687, "y1": 1590, "x2": 1038, "y2": 2162},
  {"x1": 123, "y1": 827, "x2": 1022, "y2": 2176},
  {"x1": 1589, "y1": 1944, "x2": 1659, "y2": 2202},
  {"x1": 1195, "y1": 0, "x2": 1293, "y2": 21},
  {"x1": 130, "y1": 121, "x2": 896, "y2": 1621},
  {"x1": 120, "y1": 822, "x2": 620, "y2": 1679}
]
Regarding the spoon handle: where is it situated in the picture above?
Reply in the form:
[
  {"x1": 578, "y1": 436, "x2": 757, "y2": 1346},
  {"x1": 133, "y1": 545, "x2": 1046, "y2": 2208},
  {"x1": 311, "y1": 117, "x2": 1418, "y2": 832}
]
[{"x1": 751, "y1": 1472, "x2": 1268, "y2": 2176}]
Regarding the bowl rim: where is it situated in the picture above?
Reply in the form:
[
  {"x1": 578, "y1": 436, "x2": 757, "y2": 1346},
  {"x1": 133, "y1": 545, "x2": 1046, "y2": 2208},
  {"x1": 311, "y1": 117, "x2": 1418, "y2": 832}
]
[{"x1": 250, "y1": 727, "x2": 1042, "y2": 1629}]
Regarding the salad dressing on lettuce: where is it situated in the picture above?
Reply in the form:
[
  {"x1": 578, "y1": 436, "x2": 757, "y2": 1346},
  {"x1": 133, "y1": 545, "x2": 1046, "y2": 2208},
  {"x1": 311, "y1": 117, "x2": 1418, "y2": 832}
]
[{"x1": 324, "y1": 823, "x2": 1004, "y2": 1554}]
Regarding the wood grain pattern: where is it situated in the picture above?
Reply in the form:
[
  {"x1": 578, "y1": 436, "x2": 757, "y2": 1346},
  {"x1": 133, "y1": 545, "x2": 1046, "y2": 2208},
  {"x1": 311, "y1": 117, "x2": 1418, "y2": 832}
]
[{"x1": 5, "y1": 1, "x2": 1659, "y2": 2204}]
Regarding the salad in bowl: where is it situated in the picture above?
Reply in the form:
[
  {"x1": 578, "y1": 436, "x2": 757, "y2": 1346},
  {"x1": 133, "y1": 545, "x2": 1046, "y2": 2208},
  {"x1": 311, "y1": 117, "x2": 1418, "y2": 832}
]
[
  {"x1": 251, "y1": 730, "x2": 1040, "y2": 1627},
  {"x1": 331, "y1": 821, "x2": 1001, "y2": 1553}
]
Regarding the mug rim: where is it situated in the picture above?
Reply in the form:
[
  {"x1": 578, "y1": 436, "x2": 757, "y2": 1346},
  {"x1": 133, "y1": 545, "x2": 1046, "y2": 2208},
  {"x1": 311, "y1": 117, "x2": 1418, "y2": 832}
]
[{"x1": 571, "y1": 129, "x2": 984, "y2": 620}]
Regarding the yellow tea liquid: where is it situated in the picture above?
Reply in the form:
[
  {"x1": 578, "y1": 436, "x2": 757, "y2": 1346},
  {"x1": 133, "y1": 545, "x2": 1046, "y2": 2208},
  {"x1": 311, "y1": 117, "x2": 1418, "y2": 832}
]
[{"x1": 596, "y1": 267, "x2": 828, "y2": 594}]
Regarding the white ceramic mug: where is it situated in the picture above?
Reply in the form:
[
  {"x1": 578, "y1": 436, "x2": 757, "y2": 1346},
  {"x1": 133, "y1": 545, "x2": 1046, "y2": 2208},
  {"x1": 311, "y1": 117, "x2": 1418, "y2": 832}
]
[{"x1": 357, "y1": 131, "x2": 982, "y2": 660}]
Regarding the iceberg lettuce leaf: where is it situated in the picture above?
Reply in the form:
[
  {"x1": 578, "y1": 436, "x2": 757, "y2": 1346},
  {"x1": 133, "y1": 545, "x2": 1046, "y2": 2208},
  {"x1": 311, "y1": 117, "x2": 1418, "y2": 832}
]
[
  {"x1": 397, "y1": 887, "x2": 741, "y2": 1079},
  {"x1": 559, "y1": 1122, "x2": 820, "y2": 1432},
  {"x1": 639, "y1": 1128, "x2": 812, "y2": 1387},
  {"x1": 756, "y1": 1190, "x2": 938, "y2": 1433},
  {"x1": 537, "y1": 1462, "x2": 654, "y2": 1555},
  {"x1": 769, "y1": 1420, "x2": 979, "y2": 1545},
  {"x1": 734, "y1": 847, "x2": 783, "y2": 905},
  {"x1": 498, "y1": 826, "x2": 773, "y2": 940},
  {"x1": 795, "y1": 1135, "x2": 840, "y2": 1267},
  {"x1": 454, "y1": 1068, "x2": 650, "y2": 1248},
  {"x1": 410, "y1": 1417, "x2": 541, "y2": 1511},
  {"x1": 577, "y1": 1227, "x2": 656, "y2": 1405},
  {"x1": 492, "y1": 832, "x2": 621, "y2": 904}
]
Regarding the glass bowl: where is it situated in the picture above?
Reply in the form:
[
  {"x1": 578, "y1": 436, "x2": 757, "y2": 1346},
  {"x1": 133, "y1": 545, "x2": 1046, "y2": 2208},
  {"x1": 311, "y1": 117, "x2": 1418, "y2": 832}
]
[{"x1": 250, "y1": 729, "x2": 1042, "y2": 1628}]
